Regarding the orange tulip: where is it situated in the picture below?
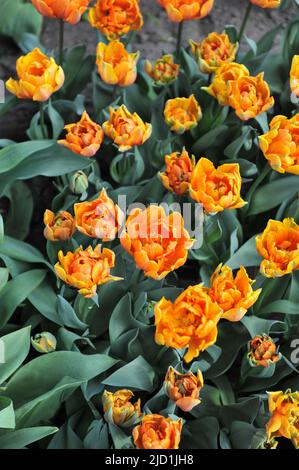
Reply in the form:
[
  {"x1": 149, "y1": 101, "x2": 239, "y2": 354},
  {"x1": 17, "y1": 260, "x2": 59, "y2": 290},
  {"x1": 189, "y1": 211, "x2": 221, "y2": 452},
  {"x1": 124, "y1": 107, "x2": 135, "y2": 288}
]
[
  {"x1": 159, "y1": 148, "x2": 195, "y2": 195},
  {"x1": 256, "y1": 218, "x2": 299, "y2": 278},
  {"x1": 190, "y1": 32, "x2": 238, "y2": 74},
  {"x1": 250, "y1": 0, "x2": 281, "y2": 7},
  {"x1": 266, "y1": 391, "x2": 299, "y2": 449},
  {"x1": 145, "y1": 54, "x2": 180, "y2": 86},
  {"x1": 158, "y1": 0, "x2": 214, "y2": 22},
  {"x1": 120, "y1": 205, "x2": 194, "y2": 280},
  {"x1": 103, "y1": 105, "x2": 152, "y2": 152},
  {"x1": 203, "y1": 62, "x2": 249, "y2": 106},
  {"x1": 190, "y1": 158, "x2": 246, "y2": 213},
  {"x1": 43, "y1": 209, "x2": 75, "y2": 242},
  {"x1": 31, "y1": 0, "x2": 92, "y2": 23},
  {"x1": 102, "y1": 389, "x2": 141, "y2": 427},
  {"x1": 54, "y1": 245, "x2": 121, "y2": 297},
  {"x1": 58, "y1": 111, "x2": 104, "y2": 157},
  {"x1": 74, "y1": 188, "x2": 124, "y2": 240},
  {"x1": 209, "y1": 264, "x2": 261, "y2": 322},
  {"x1": 164, "y1": 95, "x2": 202, "y2": 134},
  {"x1": 88, "y1": 0, "x2": 143, "y2": 40},
  {"x1": 259, "y1": 114, "x2": 299, "y2": 175},
  {"x1": 154, "y1": 284, "x2": 222, "y2": 362},
  {"x1": 247, "y1": 334, "x2": 281, "y2": 368},
  {"x1": 164, "y1": 366, "x2": 204, "y2": 412},
  {"x1": 290, "y1": 55, "x2": 299, "y2": 98},
  {"x1": 6, "y1": 48, "x2": 64, "y2": 102},
  {"x1": 133, "y1": 414, "x2": 183, "y2": 449},
  {"x1": 228, "y1": 73, "x2": 274, "y2": 121},
  {"x1": 96, "y1": 41, "x2": 139, "y2": 87}
]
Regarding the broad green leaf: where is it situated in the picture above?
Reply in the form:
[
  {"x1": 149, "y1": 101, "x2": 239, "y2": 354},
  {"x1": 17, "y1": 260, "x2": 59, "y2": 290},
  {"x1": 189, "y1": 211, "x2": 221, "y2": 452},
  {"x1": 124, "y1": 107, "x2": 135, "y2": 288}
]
[
  {"x1": 0, "y1": 397, "x2": 15, "y2": 429},
  {"x1": 226, "y1": 236, "x2": 261, "y2": 269},
  {"x1": 102, "y1": 356, "x2": 155, "y2": 392},
  {"x1": 0, "y1": 426, "x2": 57, "y2": 449},
  {"x1": 0, "y1": 326, "x2": 31, "y2": 384}
]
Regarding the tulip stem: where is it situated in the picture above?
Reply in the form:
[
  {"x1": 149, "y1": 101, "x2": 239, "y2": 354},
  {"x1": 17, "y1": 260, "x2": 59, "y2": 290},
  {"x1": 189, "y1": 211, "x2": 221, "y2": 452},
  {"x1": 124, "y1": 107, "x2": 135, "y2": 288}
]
[
  {"x1": 59, "y1": 19, "x2": 64, "y2": 65},
  {"x1": 112, "y1": 85, "x2": 118, "y2": 101},
  {"x1": 39, "y1": 102, "x2": 47, "y2": 138},
  {"x1": 176, "y1": 21, "x2": 184, "y2": 57},
  {"x1": 238, "y1": 2, "x2": 252, "y2": 44}
]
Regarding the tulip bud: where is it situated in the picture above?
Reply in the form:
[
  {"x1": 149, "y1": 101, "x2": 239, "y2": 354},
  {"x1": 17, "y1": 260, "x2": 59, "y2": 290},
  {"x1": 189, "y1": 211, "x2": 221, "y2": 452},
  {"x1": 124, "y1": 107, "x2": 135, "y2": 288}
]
[
  {"x1": 69, "y1": 171, "x2": 89, "y2": 195},
  {"x1": 247, "y1": 334, "x2": 281, "y2": 368},
  {"x1": 102, "y1": 389, "x2": 142, "y2": 428},
  {"x1": 164, "y1": 366, "x2": 203, "y2": 412},
  {"x1": 31, "y1": 332, "x2": 57, "y2": 354}
]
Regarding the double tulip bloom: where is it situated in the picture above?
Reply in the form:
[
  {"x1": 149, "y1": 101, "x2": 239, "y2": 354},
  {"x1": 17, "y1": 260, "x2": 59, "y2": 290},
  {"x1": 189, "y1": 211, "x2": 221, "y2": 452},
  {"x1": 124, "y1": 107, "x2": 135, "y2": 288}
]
[
  {"x1": 209, "y1": 265, "x2": 261, "y2": 322},
  {"x1": 6, "y1": 48, "x2": 64, "y2": 102},
  {"x1": 159, "y1": 149, "x2": 195, "y2": 195},
  {"x1": 88, "y1": 0, "x2": 143, "y2": 40},
  {"x1": 259, "y1": 114, "x2": 299, "y2": 175},
  {"x1": 54, "y1": 245, "x2": 121, "y2": 298},
  {"x1": 256, "y1": 218, "x2": 299, "y2": 278},
  {"x1": 266, "y1": 390, "x2": 299, "y2": 449},
  {"x1": 250, "y1": 0, "x2": 281, "y2": 7},
  {"x1": 43, "y1": 210, "x2": 76, "y2": 242},
  {"x1": 58, "y1": 111, "x2": 104, "y2": 158},
  {"x1": 190, "y1": 32, "x2": 238, "y2": 74},
  {"x1": 158, "y1": 0, "x2": 214, "y2": 22},
  {"x1": 145, "y1": 55, "x2": 180, "y2": 86},
  {"x1": 247, "y1": 334, "x2": 281, "y2": 368},
  {"x1": 103, "y1": 105, "x2": 152, "y2": 152},
  {"x1": 133, "y1": 414, "x2": 183, "y2": 449},
  {"x1": 74, "y1": 188, "x2": 124, "y2": 241},
  {"x1": 31, "y1": 0, "x2": 92, "y2": 24},
  {"x1": 203, "y1": 62, "x2": 250, "y2": 106},
  {"x1": 102, "y1": 389, "x2": 142, "y2": 427},
  {"x1": 164, "y1": 366, "x2": 204, "y2": 412},
  {"x1": 189, "y1": 158, "x2": 246, "y2": 214},
  {"x1": 164, "y1": 95, "x2": 202, "y2": 134},
  {"x1": 96, "y1": 41, "x2": 139, "y2": 88},
  {"x1": 120, "y1": 205, "x2": 194, "y2": 280},
  {"x1": 155, "y1": 284, "x2": 222, "y2": 362}
]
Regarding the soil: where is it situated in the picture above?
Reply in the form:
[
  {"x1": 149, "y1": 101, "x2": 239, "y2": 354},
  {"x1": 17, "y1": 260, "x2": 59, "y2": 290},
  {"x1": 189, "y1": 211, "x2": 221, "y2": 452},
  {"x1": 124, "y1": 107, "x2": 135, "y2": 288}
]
[{"x1": 0, "y1": 0, "x2": 297, "y2": 141}]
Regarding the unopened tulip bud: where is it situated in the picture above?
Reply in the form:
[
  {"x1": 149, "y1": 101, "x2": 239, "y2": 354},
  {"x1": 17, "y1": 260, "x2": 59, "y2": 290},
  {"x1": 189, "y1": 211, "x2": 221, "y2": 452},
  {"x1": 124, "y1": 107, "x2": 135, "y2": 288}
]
[
  {"x1": 31, "y1": 332, "x2": 57, "y2": 353},
  {"x1": 69, "y1": 171, "x2": 89, "y2": 195}
]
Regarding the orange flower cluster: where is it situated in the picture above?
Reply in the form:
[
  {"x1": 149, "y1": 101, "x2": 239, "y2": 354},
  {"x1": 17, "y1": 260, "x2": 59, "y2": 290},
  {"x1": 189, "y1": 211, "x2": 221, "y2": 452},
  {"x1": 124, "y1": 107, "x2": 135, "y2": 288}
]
[
  {"x1": 96, "y1": 41, "x2": 139, "y2": 88},
  {"x1": 88, "y1": 0, "x2": 143, "y2": 40},
  {"x1": 190, "y1": 32, "x2": 238, "y2": 74},
  {"x1": 248, "y1": 334, "x2": 281, "y2": 368},
  {"x1": 159, "y1": 149, "x2": 195, "y2": 195},
  {"x1": 164, "y1": 366, "x2": 204, "y2": 411},
  {"x1": 266, "y1": 390, "x2": 299, "y2": 449},
  {"x1": 203, "y1": 62, "x2": 249, "y2": 106},
  {"x1": 290, "y1": 55, "x2": 299, "y2": 97},
  {"x1": 120, "y1": 205, "x2": 194, "y2": 280},
  {"x1": 158, "y1": 0, "x2": 214, "y2": 22},
  {"x1": 164, "y1": 95, "x2": 202, "y2": 134},
  {"x1": 259, "y1": 114, "x2": 299, "y2": 175},
  {"x1": 256, "y1": 218, "x2": 299, "y2": 278},
  {"x1": 103, "y1": 105, "x2": 152, "y2": 152},
  {"x1": 250, "y1": 0, "x2": 281, "y2": 8},
  {"x1": 102, "y1": 389, "x2": 141, "y2": 427},
  {"x1": 209, "y1": 265, "x2": 262, "y2": 322},
  {"x1": 58, "y1": 111, "x2": 104, "y2": 157},
  {"x1": 133, "y1": 414, "x2": 183, "y2": 449},
  {"x1": 189, "y1": 158, "x2": 246, "y2": 213},
  {"x1": 6, "y1": 48, "x2": 64, "y2": 102},
  {"x1": 54, "y1": 245, "x2": 121, "y2": 298},
  {"x1": 31, "y1": 0, "x2": 92, "y2": 24}
]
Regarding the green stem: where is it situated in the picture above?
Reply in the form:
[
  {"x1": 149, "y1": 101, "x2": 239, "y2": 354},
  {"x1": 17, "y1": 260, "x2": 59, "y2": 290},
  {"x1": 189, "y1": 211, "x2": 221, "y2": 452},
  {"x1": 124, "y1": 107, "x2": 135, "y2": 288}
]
[
  {"x1": 39, "y1": 102, "x2": 47, "y2": 138},
  {"x1": 176, "y1": 21, "x2": 184, "y2": 57},
  {"x1": 59, "y1": 19, "x2": 64, "y2": 65},
  {"x1": 238, "y1": 2, "x2": 252, "y2": 43},
  {"x1": 112, "y1": 85, "x2": 118, "y2": 101}
]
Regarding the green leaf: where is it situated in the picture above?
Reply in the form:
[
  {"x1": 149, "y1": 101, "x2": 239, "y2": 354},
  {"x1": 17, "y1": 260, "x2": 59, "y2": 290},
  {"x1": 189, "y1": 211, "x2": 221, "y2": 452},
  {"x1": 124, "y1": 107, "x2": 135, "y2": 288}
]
[
  {"x1": 0, "y1": 0, "x2": 42, "y2": 45},
  {"x1": 102, "y1": 356, "x2": 155, "y2": 392},
  {"x1": 226, "y1": 236, "x2": 261, "y2": 269},
  {"x1": 0, "y1": 236, "x2": 47, "y2": 265},
  {"x1": 0, "y1": 270, "x2": 47, "y2": 328},
  {"x1": 3, "y1": 181, "x2": 33, "y2": 240},
  {"x1": 0, "y1": 268, "x2": 9, "y2": 293},
  {"x1": 0, "y1": 426, "x2": 57, "y2": 449},
  {"x1": 0, "y1": 326, "x2": 31, "y2": 385},
  {"x1": 0, "y1": 397, "x2": 15, "y2": 429}
]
